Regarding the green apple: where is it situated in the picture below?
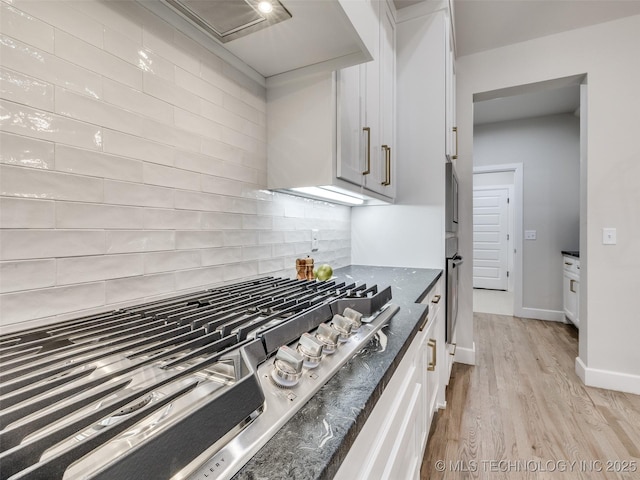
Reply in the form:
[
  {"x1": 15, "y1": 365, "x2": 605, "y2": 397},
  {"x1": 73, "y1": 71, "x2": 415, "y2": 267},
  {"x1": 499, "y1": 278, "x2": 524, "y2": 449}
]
[{"x1": 315, "y1": 264, "x2": 333, "y2": 281}]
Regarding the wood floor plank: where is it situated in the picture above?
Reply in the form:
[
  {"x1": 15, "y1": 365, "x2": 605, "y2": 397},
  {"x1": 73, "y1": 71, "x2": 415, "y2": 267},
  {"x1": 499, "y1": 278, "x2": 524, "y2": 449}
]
[{"x1": 420, "y1": 313, "x2": 640, "y2": 480}]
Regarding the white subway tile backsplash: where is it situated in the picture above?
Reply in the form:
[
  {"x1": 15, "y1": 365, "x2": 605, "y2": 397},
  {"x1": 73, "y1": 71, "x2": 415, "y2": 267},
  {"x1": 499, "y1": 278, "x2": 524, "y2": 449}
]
[
  {"x1": 0, "y1": 132, "x2": 54, "y2": 169},
  {"x1": 142, "y1": 23, "x2": 200, "y2": 74},
  {"x1": 175, "y1": 66, "x2": 223, "y2": 106},
  {"x1": 106, "y1": 230, "x2": 175, "y2": 254},
  {"x1": 223, "y1": 230, "x2": 258, "y2": 247},
  {"x1": 0, "y1": 229, "x2": 104, "y2": 260},
  {"x1": 0, "y1": 66, "x2": 54, "y2": 111},
  {"x1": 103, "y1": 78, "x2": 173, "y2": 124},
  {"x1": 12, "y1": 0, "x2": 103, "y2": 48},
  {"x1": 201, "y1": 137, "x2": 244, "y2": 164},
  {"x1": 174, "y1": 190, "x2": 225, "y2": 212},
  {"x1": 0, "y1": 282, "x2": 105, "y2": 325},
  {"x1": 143, "y1": 208, "x2": 201, "y2": 230},
  {"x1": 0, "y1": 197, "x2": 54, "y2": 228},
  {"x1": 69, "y1": 0, "x2": 143, "y2": 43},
  {"x1": 0, "y1": 0, "x2": 351, "y2": 326},
  {"x1": 201, "y1": 212, "x2": 242, "y2": 230},
  {"x1": 55, "y1": 145, "x2": 143, "y2": 182},
  {"x1": 57, "y1": 254, "x2": 144, "y2": 285},
  {"x1": 56, "y1": 202, "x2": 145, "y2": 229},
  {"x1": 106, "y1": 273, "x2": 174, "y2": 304},
  {"x1": 174, "y1": 150, "x2": 223, "y2": 176},
  {"x1": 175, "y1": 231, "x2": 224, "y2": 250},
  {"x1": 55, "y1": 87, "x2": 145, "y2": 138},
  {"x1": 222, "y1": 262, "x2": 258, "y2": 282},
  {"x1": 55, "y1": 30, "x2": 142, "y2": 90},
  {"x1": 242, "y1": 245, "x2": 272, "y2": 262},
  {"x1": 0, "y1": 165, "x2": 103, "y2": 202},
  {"x1": 0, "y1": 34, "x2": 103, "y2": 99},
  {"x1": 144, "y1": 250, "x2": 201, "y2": 274},
  {"x1": 142, "y1": 72, "x2": 200, "y2": 114},
  {"x1": 242, "y1": 215, "x2": 273, "y2": 230},
  {"x1": 103, "y1": 28, "x2": 174, "y2": 81},
  {"x1": 104, "y1": 180, "x2": 174, "y2": 208},
  {"x1": 0, "y1": 99, "x2": 103, "y2": 150},
  {"x1": 144, "y1": 163, "x2": 200, "y2": 191},
  {"x1": 0, "y1": 2, "x2": 54, "y2": 53},
  {"x1": 102, "y1": 129, "x2": 174, "y2": 167},
  {"x1": 201, "y1": 175, "x2": 245, "y2": 198},
  {"x1": 175, "y1": 266, "x2": 224, "y2": 291},
  {"x1": 201, "y1": 247, "x2": 242, "y2": 266},
  {"x1": 259, "y1": 258, "x2": 285, "y2": 275},
  {"x1": 258, "y1": 231, "x2": 285, "y2": 245},
  {"x1": 0, "y1": 259, "x2": 56, "y2": 293}
]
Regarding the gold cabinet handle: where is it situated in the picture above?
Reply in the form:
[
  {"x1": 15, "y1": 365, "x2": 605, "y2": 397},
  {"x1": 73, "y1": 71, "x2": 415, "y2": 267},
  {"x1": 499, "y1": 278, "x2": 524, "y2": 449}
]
[
  {"x1": 450, "y1": 342, "x2": 457, "y2": 356},
  {"x1": 427, "y1": 338, "x2": 437, "y2": 371},
  {"x1": 431, "y1": 294, "x2": 441, "y2": 304},
  {"x1": 418, "y1": 309, "x2": 429, "y2": 331},
  {"x1": 381, "y1": 145, "x2": 391, "y2": 186},
  {"x1": 570, "y1": 279, "x2": 577, "y2": 293},
  {"x1": 452, "y1": 126, "x2": 458, "y2": 160},
  {"x1": 362, "y1": 127, "x2": 371, "y2": 175},
  {"x1": 564, "y1": 261, "x2": 573, "y2": 266}
]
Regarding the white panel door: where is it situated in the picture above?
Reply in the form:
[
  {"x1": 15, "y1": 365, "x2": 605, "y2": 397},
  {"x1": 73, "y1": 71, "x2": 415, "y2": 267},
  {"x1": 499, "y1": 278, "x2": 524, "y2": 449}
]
[{"x1": 473, "y1": 188, "x2": 509, "y2": 290}]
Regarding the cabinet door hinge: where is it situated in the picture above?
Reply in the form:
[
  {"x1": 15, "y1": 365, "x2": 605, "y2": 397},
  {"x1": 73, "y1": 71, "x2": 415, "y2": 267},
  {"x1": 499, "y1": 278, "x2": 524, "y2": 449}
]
[
  {"x1": 507, "y1": 197, "x2": 510, "y2": 204},
  {"x1": 507, "y1": 271, "x2": 510, "y2": 278},
  {"x1": 507, "y1": 234, "x2": 510, "y2": 240}
]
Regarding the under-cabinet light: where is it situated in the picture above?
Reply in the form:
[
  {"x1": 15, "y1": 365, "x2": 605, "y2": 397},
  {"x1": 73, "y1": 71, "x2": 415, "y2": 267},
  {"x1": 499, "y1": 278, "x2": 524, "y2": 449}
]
[{"x1": 290, "y1": 187, "x2": 365, "y2": 206}]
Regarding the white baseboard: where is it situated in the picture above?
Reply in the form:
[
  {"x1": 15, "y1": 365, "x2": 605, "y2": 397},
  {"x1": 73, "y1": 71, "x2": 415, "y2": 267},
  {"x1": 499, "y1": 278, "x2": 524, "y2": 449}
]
[
  {"x1": 575, "y1": 356, "x2": 640, "y2": 395},
  {"x1": 517, "y1": 307, "x2": 565, "y2": 323},
  {"x1": 454, "y1": 342, "x2": 475, "y2": 365}
]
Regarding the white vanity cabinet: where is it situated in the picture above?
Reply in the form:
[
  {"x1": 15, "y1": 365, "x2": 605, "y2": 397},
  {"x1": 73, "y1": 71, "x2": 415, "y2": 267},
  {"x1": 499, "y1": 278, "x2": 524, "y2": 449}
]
[
  {"x1": 335, "y1": 276, "x2": 447, "y2": 480},
  {"x1": 562, "y1": 255, "x2": 580, "y2": 327},
  {"x1": 267, "y1": 1, "x2": 395, "y2": 204}
]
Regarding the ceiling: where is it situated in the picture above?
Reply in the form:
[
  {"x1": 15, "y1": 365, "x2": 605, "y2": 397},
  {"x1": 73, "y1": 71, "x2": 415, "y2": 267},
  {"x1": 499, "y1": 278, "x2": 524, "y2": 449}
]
[
  {"x1": 454, "y1": 0, "x2": 640, "y2": 57},
  {"x1": 474, "y1": 84, "x2": 580, "y2": 125}
]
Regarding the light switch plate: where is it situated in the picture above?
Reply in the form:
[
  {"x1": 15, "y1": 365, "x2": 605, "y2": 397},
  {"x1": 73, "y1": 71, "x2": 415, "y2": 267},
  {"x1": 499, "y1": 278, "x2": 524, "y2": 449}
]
[
  {"x1": 602, "y1": 227, "x2": 617, "y2": 245},
  {"x1": 311, "y1": 229, "x2": 319, "y2": 251},
  {"x1": 524, "y1": 230, "x2": 537, "y2": 240}
]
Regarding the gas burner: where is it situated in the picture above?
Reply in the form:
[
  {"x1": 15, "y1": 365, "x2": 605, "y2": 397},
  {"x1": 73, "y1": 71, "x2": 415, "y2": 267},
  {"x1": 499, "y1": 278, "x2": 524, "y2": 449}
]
[{"x1": 0, "y1": 276, "x2": 398, "y2": 480}]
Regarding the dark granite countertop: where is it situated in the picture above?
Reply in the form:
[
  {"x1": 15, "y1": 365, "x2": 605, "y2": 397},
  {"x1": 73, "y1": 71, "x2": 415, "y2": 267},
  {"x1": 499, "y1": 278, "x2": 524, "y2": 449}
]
[
  {"x1": 562, "y1": 250, "x2": 580, "y2": 258},
  {"x1": 233, "y1": 265, "x2": 443, "y2": 480}
]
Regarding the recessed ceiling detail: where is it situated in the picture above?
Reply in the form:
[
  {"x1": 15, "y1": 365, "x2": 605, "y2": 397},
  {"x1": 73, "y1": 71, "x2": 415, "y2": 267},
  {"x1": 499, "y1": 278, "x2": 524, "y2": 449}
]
[{"x1": 163, "y1": 0, "x2": 292, "y2": 43}]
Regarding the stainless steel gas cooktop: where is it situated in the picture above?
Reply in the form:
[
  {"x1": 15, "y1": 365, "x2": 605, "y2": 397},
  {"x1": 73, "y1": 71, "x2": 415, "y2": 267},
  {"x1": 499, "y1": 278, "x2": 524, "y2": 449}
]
[{"x1": 0, "y1": 276, "x2": 399, "y2": 480}]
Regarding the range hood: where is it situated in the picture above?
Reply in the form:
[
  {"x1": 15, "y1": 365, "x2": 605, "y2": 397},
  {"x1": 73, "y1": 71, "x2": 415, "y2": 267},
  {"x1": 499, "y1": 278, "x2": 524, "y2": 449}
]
[
  {"x1": 162, "y1": 0, "x2": 292, "y2": 43},
  {"x1": 139, "y1": 0, "x2": 376, "y2": 81}
]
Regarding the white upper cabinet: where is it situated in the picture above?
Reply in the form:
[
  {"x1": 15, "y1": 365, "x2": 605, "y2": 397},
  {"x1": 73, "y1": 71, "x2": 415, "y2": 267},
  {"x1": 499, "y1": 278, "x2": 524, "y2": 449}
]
[{"x1": 267, "y1": 1, "x2": 396, "y2": 205}]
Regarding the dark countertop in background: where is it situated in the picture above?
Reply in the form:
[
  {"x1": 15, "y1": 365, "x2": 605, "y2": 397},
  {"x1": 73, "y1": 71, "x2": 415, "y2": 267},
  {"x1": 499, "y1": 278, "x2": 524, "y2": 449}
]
[
  {"x1": 562, "y1": 250, "x2": 580, "y2": 258},
  {"x1": 233, "y1": 265, "x2": 442, "y2": 480}
]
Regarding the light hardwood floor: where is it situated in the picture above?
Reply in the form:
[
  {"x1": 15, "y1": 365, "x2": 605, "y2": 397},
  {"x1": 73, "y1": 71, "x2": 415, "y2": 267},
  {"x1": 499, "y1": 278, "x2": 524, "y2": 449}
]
[{"x1": 421, "y1": 313, "x2": 640, "y2": 479}]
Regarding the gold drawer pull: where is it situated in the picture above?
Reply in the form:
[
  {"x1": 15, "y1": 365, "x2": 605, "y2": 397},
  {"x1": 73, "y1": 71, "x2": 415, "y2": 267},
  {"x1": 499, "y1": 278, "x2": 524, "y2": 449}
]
[
  {"x1": 362, "y1": 127, "x2": 371, "y2": 175},
  {"x1": 450, "y1": 342, "x2": 457, "y2": 356},
  {"x1": 452, "y1": 126, "x2": 458, "y2": 160},
  {"x1": 427, "y1": 339, "x2": 437, "y2": 371},
  {"x1": 570, "y1": 279, "x2": 577, "y2": 293},
  {"x1": 564, "y1": 262, "x2": 573, "y2": 266},
  {"x1": 431, "y1": 294, "x2": 441, "y2": 304}
]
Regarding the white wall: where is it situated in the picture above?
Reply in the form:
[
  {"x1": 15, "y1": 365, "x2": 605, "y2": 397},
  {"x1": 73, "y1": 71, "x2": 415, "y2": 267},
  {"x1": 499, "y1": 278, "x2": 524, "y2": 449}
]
[
  {"x1": 474, "y1": 114, "x2": 580, "y2": 312},
  {"x1": 0, "y1": 0, "x2": 351, "y2": 331},
  {"x1": 456, "y1": 15, "x2": 640, "y2": 394}
]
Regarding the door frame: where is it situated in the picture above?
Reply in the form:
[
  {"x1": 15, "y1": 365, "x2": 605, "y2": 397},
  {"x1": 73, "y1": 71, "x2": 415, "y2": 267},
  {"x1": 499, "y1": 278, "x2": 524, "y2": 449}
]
[
  {"x1": 472, "y1": 184, "x2": 514, "y2": 292},
  {"x1": 473, "y1": 163, "x2": 524, "y2": 317}
]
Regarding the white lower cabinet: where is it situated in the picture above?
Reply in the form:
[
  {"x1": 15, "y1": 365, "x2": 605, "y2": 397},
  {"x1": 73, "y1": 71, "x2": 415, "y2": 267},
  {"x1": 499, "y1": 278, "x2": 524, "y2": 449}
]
[
  {"x1": 562, "y1": 255, "x2": 580, "y2": 327},
  {"x1": 335, "y1": 277, "x2": 447, "y2": 479}
]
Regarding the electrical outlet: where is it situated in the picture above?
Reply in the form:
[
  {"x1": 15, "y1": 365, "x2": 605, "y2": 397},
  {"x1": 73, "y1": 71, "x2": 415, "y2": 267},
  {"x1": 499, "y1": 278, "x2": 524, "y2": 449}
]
[
  {"x1": 311, "y1": 229, "x2": 319, "y2": 252},
  {"x1": 602, "y1": 227, "x2": 617, "y2": 245},
  {"x1": 524, "y1": 230, "x2": 537, "y2": 240}
]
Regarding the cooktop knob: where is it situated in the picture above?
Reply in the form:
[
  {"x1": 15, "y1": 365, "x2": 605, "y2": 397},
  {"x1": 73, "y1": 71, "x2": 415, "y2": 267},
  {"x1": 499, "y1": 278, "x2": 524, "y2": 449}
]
[
  {"x1": 315, "y1": 323, "x2": 339, "y2": 355},
  {"x1": 331, "y1": 314, "x2": 353, "y2": 342},
  {"x1": 297, "y1": 332, "x2": 324, "y2": 369},
  {"x1": 342, "y1": 307, "x2": 363, "y2": 332},
  {"x1": 271, "y1": 345, "x2": 304, "y2": 388}
]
